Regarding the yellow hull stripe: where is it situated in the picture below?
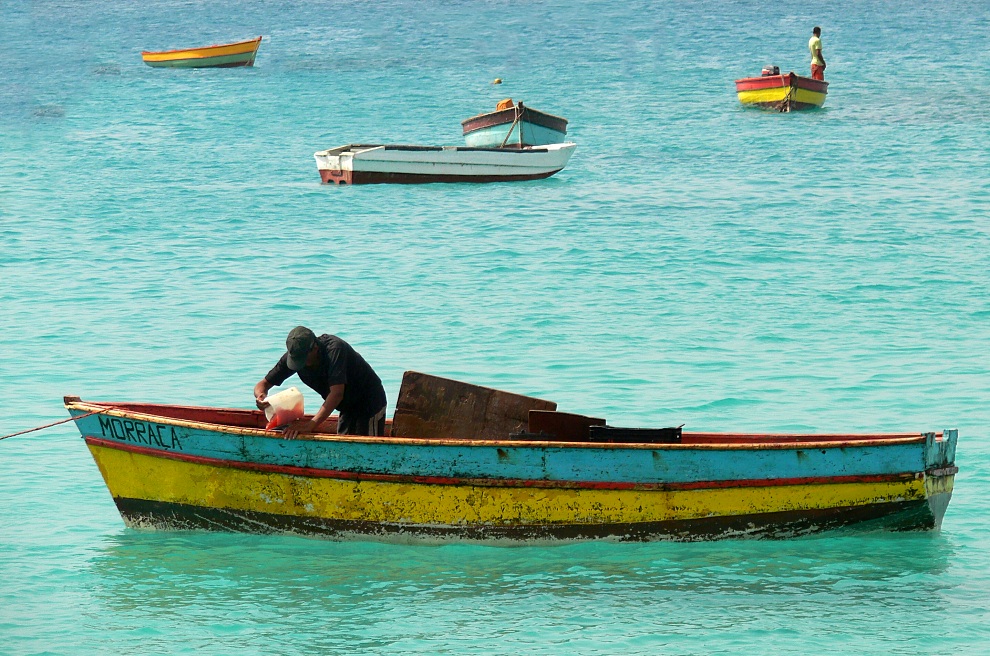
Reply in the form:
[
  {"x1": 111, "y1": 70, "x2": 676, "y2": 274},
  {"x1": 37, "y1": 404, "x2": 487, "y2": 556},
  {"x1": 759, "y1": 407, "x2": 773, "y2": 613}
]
[
  {"x1": 90, "y1": 444, "x2": 929, "y2": 526},
  {"x1": 737, "y1": 87, "x2": 826, "y2": 107}
]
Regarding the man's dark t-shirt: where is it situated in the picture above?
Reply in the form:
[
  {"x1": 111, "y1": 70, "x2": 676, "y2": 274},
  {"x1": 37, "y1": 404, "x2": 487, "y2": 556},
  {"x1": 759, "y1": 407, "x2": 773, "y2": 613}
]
[{"x1": 265, "y1": 334, "x2": 386, "y2": 418}]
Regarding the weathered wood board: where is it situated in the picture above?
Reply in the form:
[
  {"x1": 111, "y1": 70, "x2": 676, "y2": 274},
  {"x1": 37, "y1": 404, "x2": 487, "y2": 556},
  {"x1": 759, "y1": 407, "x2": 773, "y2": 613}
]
[
  {"x1": 391, "y1": 371, "x2": 557, "y2": 440},
  {"x1": 527, "y1": 410, "x2": 606, "y2": 441}
]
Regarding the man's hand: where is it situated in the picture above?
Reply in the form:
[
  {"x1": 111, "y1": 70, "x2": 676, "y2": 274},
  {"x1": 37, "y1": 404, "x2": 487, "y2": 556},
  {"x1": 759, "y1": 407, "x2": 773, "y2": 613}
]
[
  {"x1": 283, "y1": 418, "x2": 317, "y2": 439},
  {"x1": 254, "y1": 379, "x2": 273, "y2": 410}
]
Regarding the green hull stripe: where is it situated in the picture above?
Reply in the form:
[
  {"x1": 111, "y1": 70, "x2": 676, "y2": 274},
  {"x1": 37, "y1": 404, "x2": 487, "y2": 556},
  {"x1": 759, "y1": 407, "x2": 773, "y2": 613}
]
[{"x1": 144, "y1": 53, "x2": 255, "y2": 68}]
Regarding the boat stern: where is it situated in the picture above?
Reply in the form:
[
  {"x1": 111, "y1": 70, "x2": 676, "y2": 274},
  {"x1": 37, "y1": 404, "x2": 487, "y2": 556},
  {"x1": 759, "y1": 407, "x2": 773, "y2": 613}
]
[{"x1": 314, "y1": 146, "x2": 357, "y2": 184}]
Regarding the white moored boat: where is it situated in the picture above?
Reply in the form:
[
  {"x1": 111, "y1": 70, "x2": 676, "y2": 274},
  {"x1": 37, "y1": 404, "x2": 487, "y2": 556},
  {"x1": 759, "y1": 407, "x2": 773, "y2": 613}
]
[{"x1": 314, "y1": 142, "x2": 576, "y2": 185}]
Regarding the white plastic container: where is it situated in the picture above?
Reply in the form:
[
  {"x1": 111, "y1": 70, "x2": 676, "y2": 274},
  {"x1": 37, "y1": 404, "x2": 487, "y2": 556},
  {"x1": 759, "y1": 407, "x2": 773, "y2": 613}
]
[{"x1": 264, "y1": 387, "x2": 305, "y2": 429}]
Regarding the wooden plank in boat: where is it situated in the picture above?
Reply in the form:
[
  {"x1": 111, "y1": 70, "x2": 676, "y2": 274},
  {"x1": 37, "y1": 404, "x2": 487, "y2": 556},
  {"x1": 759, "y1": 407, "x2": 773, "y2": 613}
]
[
  {"x1": 588, "y1": 425, "x2": 683, "y2": 444},
  {"x1": 528, "y1": 410, "x2": 606, "y2": 441},
  {"x1": 392, "y1": 371, "x2": 556, "y2": 440}
]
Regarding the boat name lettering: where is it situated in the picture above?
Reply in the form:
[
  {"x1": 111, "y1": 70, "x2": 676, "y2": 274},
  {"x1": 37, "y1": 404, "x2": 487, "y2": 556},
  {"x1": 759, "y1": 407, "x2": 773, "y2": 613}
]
[{"x1": 97, "y1": 416, "x2": 184, "y2": 450}]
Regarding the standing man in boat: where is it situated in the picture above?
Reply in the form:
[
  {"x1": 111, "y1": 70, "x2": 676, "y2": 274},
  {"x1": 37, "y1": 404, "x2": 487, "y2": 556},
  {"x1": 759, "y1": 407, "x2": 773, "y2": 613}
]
[
  {"x1": 809, "y1": 26, "x2": 826, "y2": 80},
  {"x1": 254, "y1": 326, "x2": 387, "y2": 438}
]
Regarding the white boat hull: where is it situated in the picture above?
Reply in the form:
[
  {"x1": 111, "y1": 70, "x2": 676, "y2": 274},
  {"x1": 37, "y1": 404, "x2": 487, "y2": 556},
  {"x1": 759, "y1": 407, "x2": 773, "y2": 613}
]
[{"x1": 314, "y1": 142, "x2": 576, "y2": 185}]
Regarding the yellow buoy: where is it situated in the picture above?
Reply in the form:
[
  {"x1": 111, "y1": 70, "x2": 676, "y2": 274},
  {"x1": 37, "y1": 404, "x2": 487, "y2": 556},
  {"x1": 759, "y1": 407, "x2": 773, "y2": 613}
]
[{"x1": 492, "y1": 78, "x2": 502, "y2": 85}]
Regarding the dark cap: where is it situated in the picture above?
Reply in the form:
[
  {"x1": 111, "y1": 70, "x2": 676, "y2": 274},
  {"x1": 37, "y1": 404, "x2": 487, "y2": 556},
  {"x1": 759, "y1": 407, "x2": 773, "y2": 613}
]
[{"x1": 285, "y1": 326, "x2": 317, "y2": 371}]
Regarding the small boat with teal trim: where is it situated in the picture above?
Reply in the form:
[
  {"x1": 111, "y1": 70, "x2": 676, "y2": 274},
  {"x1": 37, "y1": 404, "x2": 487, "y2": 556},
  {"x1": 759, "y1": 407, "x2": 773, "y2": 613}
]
[
  {"x1": 64, "y1": 371, "x2": 958, "y2": 544},
  {"x1": 141, "y1": 36, "x2": 262, "y2": 68},
  {"x1": 461, "y1": 100, "x2": 568, "y2": 148}
]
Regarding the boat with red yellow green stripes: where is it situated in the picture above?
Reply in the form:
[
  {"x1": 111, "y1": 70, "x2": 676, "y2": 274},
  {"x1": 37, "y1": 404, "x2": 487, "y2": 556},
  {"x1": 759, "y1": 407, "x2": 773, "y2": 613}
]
[
  {"x1": 735, "y1": 71, "x2": 828, "y2": 111},
  {"x1": 63, "y1": 372, "x2": 957, "y2": 544},
  {"x1": 141, "y1": 36, "x2": 262, "y2": 69}
]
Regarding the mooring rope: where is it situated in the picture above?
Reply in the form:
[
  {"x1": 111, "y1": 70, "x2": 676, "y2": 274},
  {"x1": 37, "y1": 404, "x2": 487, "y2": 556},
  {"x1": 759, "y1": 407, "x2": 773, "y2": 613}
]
[
  {"x1": 498, "y1": 104, "x2": 523, "y2": 148},
  {"x1": 777, "y1": 75, "x2": 798, "y2": 113},
  {"x1": 778, "y1": 85, "x2": 794, "y2": 112},
  {"x1": 0, "y1": 410, "x2": 102, "y2": 442}
]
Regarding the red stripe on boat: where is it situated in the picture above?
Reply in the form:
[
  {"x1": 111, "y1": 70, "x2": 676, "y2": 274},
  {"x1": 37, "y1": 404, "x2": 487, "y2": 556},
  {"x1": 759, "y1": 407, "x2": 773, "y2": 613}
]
[{"x1": 734, "y1": 74, "x2": 829, "y2": 93}]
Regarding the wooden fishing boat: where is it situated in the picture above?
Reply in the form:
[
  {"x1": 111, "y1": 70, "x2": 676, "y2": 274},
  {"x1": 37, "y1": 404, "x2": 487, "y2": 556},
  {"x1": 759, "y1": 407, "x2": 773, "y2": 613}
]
[
  {"x1": 313, "y1": 142, "x2": 576, "y2": 185},
  {"x1": 461, "y1": 101, "x2": 568, "y2": 148},
  {"x1": 735, "y1": 71, "x2": 828, "y2": 111},
  {"x1": 141, "y1": 36, "x2": 262, "y2": 69},
  {"x1": 65, "y1": 372, "x2": 958, "y2": 543},
  {"x1": 64, "y1": 372, "x2": 958, "y2": 544}
]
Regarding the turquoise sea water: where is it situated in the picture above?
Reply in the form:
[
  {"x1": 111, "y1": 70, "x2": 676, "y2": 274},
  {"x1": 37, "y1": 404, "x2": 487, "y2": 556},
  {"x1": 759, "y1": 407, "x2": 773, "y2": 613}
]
[{"x1": 2, "y1": 0, "x2": 989, "y2": 653}]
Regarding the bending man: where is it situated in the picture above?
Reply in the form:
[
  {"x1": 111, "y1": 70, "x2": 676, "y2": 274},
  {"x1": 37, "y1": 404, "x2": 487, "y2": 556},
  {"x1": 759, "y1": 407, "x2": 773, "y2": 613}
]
[{"x1": 254, "y1": 326, "x2": 387, "y2": 438}]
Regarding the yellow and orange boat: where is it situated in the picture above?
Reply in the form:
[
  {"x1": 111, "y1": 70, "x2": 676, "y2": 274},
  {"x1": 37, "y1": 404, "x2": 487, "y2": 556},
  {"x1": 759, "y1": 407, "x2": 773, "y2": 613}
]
[
  {"x1": 141, "y1": 36, "x2": 262, "y2": 69},
  {"x1": 735, "y1": 69, "x2": 828, "y2": 112}
]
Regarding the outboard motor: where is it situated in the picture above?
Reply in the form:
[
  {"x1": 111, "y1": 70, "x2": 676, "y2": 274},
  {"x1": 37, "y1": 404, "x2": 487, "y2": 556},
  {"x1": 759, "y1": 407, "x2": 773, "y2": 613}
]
[{"x1": 761, "y1": 65, "x2": 780, "y2": 76}]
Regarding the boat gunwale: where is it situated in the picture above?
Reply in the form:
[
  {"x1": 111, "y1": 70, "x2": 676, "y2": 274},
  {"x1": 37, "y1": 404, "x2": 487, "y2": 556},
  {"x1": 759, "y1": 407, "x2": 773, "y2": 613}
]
[
  {"x1": 315, "y1": 143, "x2": 576, "y2": 157},
  {"x1": 461, "y1": 106, "x2": 568, "y2": 125},
  {"x1": 141, "y1": 36, "x2": 262, "y2": 58},
  {"x1": 461, "y1": 106, "x2": 569, "y2": 134},
  {"x1": 65, "y1": 400, "x2": 935, "y2": 451}
]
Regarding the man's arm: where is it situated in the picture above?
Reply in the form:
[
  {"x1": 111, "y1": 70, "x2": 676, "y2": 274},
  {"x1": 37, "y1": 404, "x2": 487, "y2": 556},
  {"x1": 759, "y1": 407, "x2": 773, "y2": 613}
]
[
  {"x1": 254, "y1": 379, "x2": 274, "y2": 409},
  {"x1": 284, "y1": 384, "x2": 345, "y2": 438},
  {"x1": 817, "y1": 45, "x2": 826, "y2": 67}
]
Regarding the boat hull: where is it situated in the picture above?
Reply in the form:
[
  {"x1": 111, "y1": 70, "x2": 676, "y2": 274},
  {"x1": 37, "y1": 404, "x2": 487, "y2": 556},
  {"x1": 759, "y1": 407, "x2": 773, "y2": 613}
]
[
  {"x1": 735, "y1": 73, "x2": 828, "y2": 111},
  {"x1": 141, "y1": 36, "x2": 261, "y2": 68},
  {"x1": 314, "y1": 143, "x2": 576, "y2": 185},
  {"x1": 110, "y1": 494, "x2": 948, "y2": 543},
  {"x1": 66, "y1": 398, "x2": 958, "y2": 544},
  {"x1": 461, "y1": 105, "x2": 568, "y2": 148}
]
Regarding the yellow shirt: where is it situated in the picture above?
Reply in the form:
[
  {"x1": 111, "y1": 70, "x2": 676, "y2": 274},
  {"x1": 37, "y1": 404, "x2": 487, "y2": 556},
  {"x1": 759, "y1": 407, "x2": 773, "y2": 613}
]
[{"x1": 809, "y1": 36, "x2": 824, "y2": 65}]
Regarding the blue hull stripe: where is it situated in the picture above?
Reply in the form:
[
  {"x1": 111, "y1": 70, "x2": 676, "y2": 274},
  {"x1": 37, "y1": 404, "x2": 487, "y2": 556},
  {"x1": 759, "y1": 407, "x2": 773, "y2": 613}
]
[
  {"x1": 73, "y1": 412, "x2": 931, "y2": 484},
  {"x1": 464, "y1": 122, "x2": 567, "y2": 148}
]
